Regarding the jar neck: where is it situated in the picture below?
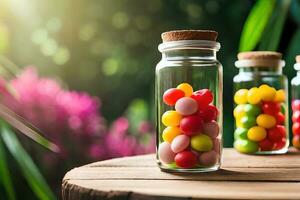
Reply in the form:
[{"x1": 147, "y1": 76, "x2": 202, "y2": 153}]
[
  {"x1": 162, "y1": 49, "x2": 217, "y2": 61},
  {"x1": 238, "y1": 66, "x2": 282, "y2": 75}
]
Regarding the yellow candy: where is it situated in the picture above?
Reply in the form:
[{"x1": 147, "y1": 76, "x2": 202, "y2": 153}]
[
  {"x1": 235, "y1": 117, "x2": 243, "y2": 128},
  {"x1": 256, "y1": 114, "x2": 276, "y2": 129},
  {"x1": 162, "y1": 126, "x2": 181, "y2": 143},
  {"x1": 233, "y1": 105, "x2": 245, "y2": 119},
  {"x1": 247, "y1": 126, "x2": 267, "y2": 142},
  {"x1": 234, "y1": 89, "x2": 248, "y2": 104},
  {"x1": 247, "y1": 87, "x2": 261, "y2": 104},
  {"x1": 259, "y1": 84, "x2": 276, "y2": 101},
  {"x1": 177, "y1": 83, "x2": 193, "y2": 97},
  {"x1": 274, "y1": 89, "x2": 285, "y2": 102},
  {"x1": 162, "y1": 110, "x2": 182, "y2": 126}
]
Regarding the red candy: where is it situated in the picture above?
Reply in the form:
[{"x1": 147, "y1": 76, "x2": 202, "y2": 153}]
[
  {"x1": 262, "y1": 102, "x2": 280, "y2": 115},
  {"x1": 163, "y1": 88, "x2": 185, "y2": 106},
  {"x1": 180, "y1": 115, "x2": 203, "y2": 136},
  {"x1": 198, "y1": 104, "x2": 218, "y2": 122},
  {"x1": 259, "y1": 139, "x2": 274, "y2": 151},
  {"x1": 175, "y1": 151, "x2": 198, "y2": 168},
  {"x1": 274, "y1": 138, "x2": 286, "y2": 150},
  {"x1": 292, "y1": 100, "x2": 300, "y2": 111},
  {"x1": 191, "y1": 89, "x2": 213, "y2": 107},
  {"x1": 275, "y1": 112, "x2": 285, "y2": 125},
  {"x1": 293, "y1": 122, "x2": 300, "y2": 136},
  {"x1": 268, "y1": 125, "x2": 285, "y2": 143},
  {"x1": 292, "y1": 111, "x2": 300, "y2": 123}
]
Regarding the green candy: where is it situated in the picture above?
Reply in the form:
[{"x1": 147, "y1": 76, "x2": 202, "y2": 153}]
[
  {"x1": 191, "y1": 134, "x2": 213, "y2": 152},
  {"x1": 240, "y1": 116, "x2": 256, "y2": 129},
  {"x1": 168, "y1": 162, "x2": 178, "y2": 169},
  {"x1": 244, "y1": 104, "x2": 261, "y2": 116},
  {"x1": 234, "y1": 139, "x2": 258, "y2": 154},
  {"x1": 234, "y1": 128, "x2": 248, "y2": 140},
  {"x1": 281, "y1": 104, "x2": 285, "y2": 114}
]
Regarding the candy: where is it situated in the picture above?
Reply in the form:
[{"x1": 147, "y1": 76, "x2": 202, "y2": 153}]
[
  {"x1": 162, "y1": 126, "x2": 181, "y2": 143},
  {"x1": 203, "y1": 121, "x2": 219, "y2": 138},
  {"x1": 191, "y1": 134, "x2": 213, "y2": 152},
  {"x1": 262, "y1": 102, "x2": 280, "y2": 115},
  {"x1": 235, "y1": 118, "x2": 243, "y2": 128},
  {"x1": 240, "y1": 116, "x2": 256, "y2": 129},
  {"x1": 259, "y1": 84, "x2": 276, "y2": 101},
  {"x1": 234, "y1": 89, "x2": 248, "y2": 104},
  {"x1": 259, "y1": 139, "x2": 274, "y2": 151},
  {"x1": 177, "y1": 83, "x2": 193, "y2": 97},
  {"x1": 293, "y1": 135, "x2": 300, "y2": 149},
  {"x1": 174, "y1": 151, "x2": 198, "y2": 168},
  {"x1": 162, "y1": 111, "x2": 182, "y2": 127},
  {"x1": 275, "y1": 112, "x2": 285, "y2": 125},
  {"x1": 158, "y1": 142, "x2": 175, "y2": 164},
  {"x1": 171, "y1": 135, "x2": 190, "y2": 153},
  {"x1": 274, "y1": 89, "x2": 285, "y2": 102},
  {"x1": 234, "y1": 139, "x2": 259, "y2": 154},
  {"x1": 247, "y1": 126, "x2": 267, "y2": 142},
  {"x1": 213, "y1": 138, "x2": 221, "y2": 153},
  {"x1": 292, "y1": 100, "x2": 300, "y2": 111},
  {"x1": 234, "y1": 128, "x2": 248, "y2": 140},
  {"x1": 256, "y1": 114, "x2": 276, "y2": 129},
  {"x1": 268, "y1": 125, "x2": 285, "y2": 143},
  {"x1": 198, "y1": 104, "x2": 218, "y2": 122},
  {"x1": 199, "y1": 151, "x2": 218, "y2": 166},
  {"x1": 247, "y1": 87, "x2": 261, "y2": 104},
  {"x1": 273, "y1": 138, "x2": 286, "y2": 150},
  {"x1": 244, "y1": 104, "x2": 261, "y2": 116},
  {"x1": 233, "y1": 104, "x2": 245, "y2": 119},
  {"x1": 191, "y1": 89, "x2": 213, "y2": 107},
  {"x1": 292, "y1": 122, "x2": 300, "y2": 136},
  {"x1": 292, "y1": 111, "x2": 300, "y2": 123},
  {"x1": 163, "y1": 88, "x2": 185, "y2": 106},
  {"x1": 175, "y1": 97, "x2": 198, "y2": 116},
  {"x1": 180, "y1": 115, "x2": 203, "y2": 136}
]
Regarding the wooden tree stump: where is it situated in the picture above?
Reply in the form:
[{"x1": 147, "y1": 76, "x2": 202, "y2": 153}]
[{"x1": 62, "y1": 148, "x2": 300, "y2": 200}]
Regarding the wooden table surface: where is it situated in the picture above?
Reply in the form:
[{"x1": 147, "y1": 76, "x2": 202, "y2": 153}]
[{"x1": 62, "y1": 148, "x2": 300, "y2": 200}]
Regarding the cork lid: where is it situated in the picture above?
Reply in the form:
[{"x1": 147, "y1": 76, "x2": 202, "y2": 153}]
[
  {"x1": 296, "y1": 55, "x2": 300, "y2": 63},
  {"x1": 161, "y1": 30, "x2": 218, "y2": 42}
]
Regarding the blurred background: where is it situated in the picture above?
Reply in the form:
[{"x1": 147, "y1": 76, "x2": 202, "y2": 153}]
[{"x1": 0, "y1": 0, "x2": 299, "y2": 199}]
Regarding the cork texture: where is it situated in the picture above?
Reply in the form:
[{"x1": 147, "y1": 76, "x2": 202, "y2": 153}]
[
  {"x1": 161, "y1": 30, "x2": 218, "y2": 42},
  {"x1": 238, "y1": 51, "x2": 282, "y2": 60}
]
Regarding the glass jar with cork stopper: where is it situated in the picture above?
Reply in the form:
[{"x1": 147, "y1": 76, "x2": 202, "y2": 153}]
[
  {"x1": 233, "y1": 51, "x2": 289, "y2": 154},
  {"x1": 155, "y1": 30, "x2": 223, "y2": 172}
]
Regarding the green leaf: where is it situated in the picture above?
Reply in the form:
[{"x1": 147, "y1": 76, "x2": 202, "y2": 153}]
[
  {"x1": 0, "y1": 137, "x2": 16, "y2": 200},
  {"x1": 258, "y1": 0, "x2": 291, "y2": 51},
  {"x1": 1, "y1": 123, "x2": 56, "y2": 200},
  {"x1": 239, "y1": 0, "x2": 276, "y2": 51},
  {"x1": 285, "y1": 28, "x2": 300, "y2": 70}
]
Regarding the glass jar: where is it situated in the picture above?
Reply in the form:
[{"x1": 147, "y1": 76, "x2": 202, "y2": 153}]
[
  {"x1": 291, "y1": 55, "x2": 300, "y2": 150},
  {"x1": 233, "y1": 51, "x2": 289, "y2": 154},
  {"x1": 155, "y1": 30, "x2": 223, "y2": 172}
]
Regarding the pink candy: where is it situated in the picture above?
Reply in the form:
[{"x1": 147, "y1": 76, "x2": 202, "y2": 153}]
[
  {"x1": 203, "y1": 121, "x2": 219, "y2": 138},
  {"x1": 199, "y1": 150, "x2": 218, "y2": 166},
  {"x1": 171, "y1": 135, "x2": 190, "y2": 153},
  {"x1": 158, "y1": 142, "x2": 175, "y2": 164},
  {"x1": 175, "y1": 97, "x2": 198, "y2": 116}
]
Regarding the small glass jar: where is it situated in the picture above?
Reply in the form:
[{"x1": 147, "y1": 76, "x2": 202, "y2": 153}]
[
  {"x1": 233, "y1": 51, "x2": 289, "y2": 154},
  {"x1": 155, "y1": 30, "x2": 223, "y2": 172},
  {"x1": 291, "y1": 55, "x2": 300, "y2": 150}
]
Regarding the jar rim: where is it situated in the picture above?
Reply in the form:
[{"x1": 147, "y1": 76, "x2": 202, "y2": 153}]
[
  {"x1": 235, "y1": 59, "x2": 285, "y2": 68},
  {"x1": 158, "y1": 40, "x2": 221, "y2": 52}
]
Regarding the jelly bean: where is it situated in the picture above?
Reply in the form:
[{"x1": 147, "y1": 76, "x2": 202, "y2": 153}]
[
  {"x1": 256, "y1": 114, "x2": 276, "y2": 129},
  {"x1": 240, "y1": 116, "x2": 256, "y2": 129},
  {"x1": 167, "y1": 162, "x2": 178, "y2": 169},
  {"x1": 247, "y1": 87, "x2": 261, "y2": 104},
  {"x1": 292, "y1": 122, "x2": 300, "y2": 136},
  {"x1": 199, "y1": 151, "x2": 218, "y2": 166},
  {"x1": 162, "y1": 111, "x2": 182, "y2": 127},
  {"x1": 163, "y1": 88, "x2": 185, "y2": 106},
  {"x1": 259, "y1": 139, "x2": 274, "y2": 151},
  {"x1": 259, "y1": 84, "x2": 276, "y2": 101},
  {"x1": 177, "y1": 83, "x2": 193, "y2": 97},
  {"x1": 293, "y1": 135, "x2": 300, "y2": 149},
  {"x1": 234, "y1": 89, "x2": 248, "y2": 104},
  {"x1": 191, "y1": 134, "x2": 213, "y2": 152},
  {"x1": 234, "y1": 139, "x2": 258, "y2": 154},
  {"x1": 247, "y1": 126, "x2": 267, "y2": 142},
  {"x1": 213, "y1": 138, "x2": 221, "y2": 153},
  {"x1": 158, "y1": 142, "x2": 175, "y2": 164},
  {"x1": 191, "y1": 89, "x2": 213, "y2": 107},
  {"x1": 268, "y1": 125, "x2": 285, "y2": 143},
  {"x1": 235, "y1": 117, "x2": 243, "y2": 128},
  {"x1": 273, "y1": 138, "x2": 286, "y2": 150},
  {"x1": 180, "y1": 115, "x2": 203, "y2": 136},
  {"x1": 198, "y1": 104, "x2": 218, "y2": 122},
  {"x1": 234, "y1": 128, "x2": 248, "y2": 140},
  {"x1": 281, "y1": 104, "x2": 285, "y2": 114},
  {"x1": 175, "y1": 151, "x2": 198, "y2": 168},
  {"x1": 203, "y1": 121, "x2": 219, "y2": 138},
  {"x1": 274, "y1": 89, "x2": 285, "y2": 102},
  {"x1": 262, "y1": 102, "x2": 280, "y2": 115},
  {"x1": 171, "y1": 135, "x2": 190, "y2": 153},
  {"x1": 275, "y1": 112, "x2": 285, "y2": 125},
  {"x1": 244, "y1": 104, "x2": 261, "y2": 116},
  {"x1": 292, "y1": 111, "x2": 300, "y2": 123},
  {"x1": 175, "y1": 97, "x2": 198, "y2": 116},
  {"x1": 292, "y1": 99, "x2": 300, "y2": 111},
  {"x1": 162, "y1": 126, "x2": 181, "y2": 143},
  {"x1": 233, "y1": 104, "x2": 245, "y2": 119}
]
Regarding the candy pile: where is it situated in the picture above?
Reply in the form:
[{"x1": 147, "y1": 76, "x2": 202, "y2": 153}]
[
  {"x1": 292, "y1": 100, "x2": 300, "y2": 149},
  {"x1": 233, "y1": 84, "x2": 286, "y2": 153},
  {"x1": 158, "y1": 83, "x2": 220, "y2": 169}
]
